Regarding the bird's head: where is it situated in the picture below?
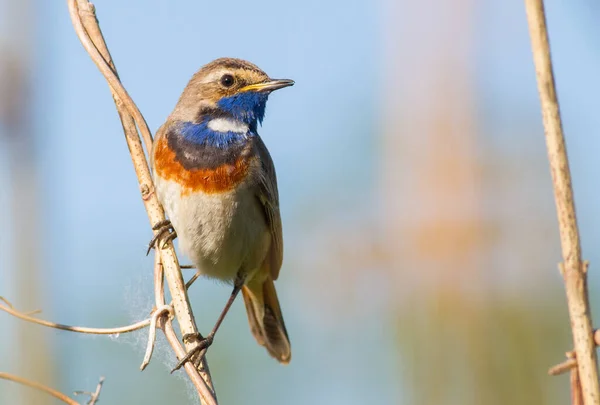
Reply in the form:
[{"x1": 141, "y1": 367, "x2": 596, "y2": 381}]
[{"x1": 172, "y1": 58, "x2": 294, "y2": 127}]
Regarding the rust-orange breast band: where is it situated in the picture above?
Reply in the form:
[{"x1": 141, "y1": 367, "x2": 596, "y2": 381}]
[{"x1": 153, "y1": 136, "x2": 252, "y2": 195}]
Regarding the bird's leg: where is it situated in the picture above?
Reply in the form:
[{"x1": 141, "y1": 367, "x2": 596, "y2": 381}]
[
  {"x1": 171, "y1": 274, "x2": 245, "y2": 373},
  {"x1": 184, "y1": 271, "x2": 201, "y2": 290},
  {"x1": 146, "y1": 219, "x2": 177, "y2": 255}
]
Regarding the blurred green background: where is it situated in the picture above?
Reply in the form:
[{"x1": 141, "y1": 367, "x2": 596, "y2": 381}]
[{"x1": 2, "y1": 0, "x2": 600, "y2": 404}]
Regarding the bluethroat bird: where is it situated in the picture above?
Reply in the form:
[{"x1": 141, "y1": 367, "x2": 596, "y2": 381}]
[{"x1": 151, "y1": 58, "x2": 293, "y2": 366}]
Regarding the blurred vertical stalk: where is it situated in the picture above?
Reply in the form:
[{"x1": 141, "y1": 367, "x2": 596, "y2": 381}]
[
  {"x1": 0, "y1": 0, "x2": 57, "y2": 402},
  {"x1": 380, "y1": 0, "x2": 481, "y2": 294},
  {"x1": 381, "y1": 0, "x2": 568, "y2": 404},
  {"x1": 380, "y1": 1, "x2": 483, "y2": 402},
  {"x1": 380, "y1": 0, "x2": 482, "y2": 292}
]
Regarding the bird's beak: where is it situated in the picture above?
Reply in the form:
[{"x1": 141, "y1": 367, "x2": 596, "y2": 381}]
[{"x1": 239, "y1": 79, "x2": 295, "y2": 93}]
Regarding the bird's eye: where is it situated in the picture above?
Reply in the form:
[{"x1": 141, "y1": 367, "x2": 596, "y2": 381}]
[{"x1": 220, "y1": 74, "x2": 235, "y2": 87}]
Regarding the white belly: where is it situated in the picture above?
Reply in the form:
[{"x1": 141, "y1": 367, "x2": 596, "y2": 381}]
[{"x1": 155, "y1": 177, "x2": 270, "y2": 282}]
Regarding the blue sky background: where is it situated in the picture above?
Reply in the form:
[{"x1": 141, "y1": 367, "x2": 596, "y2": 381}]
[{"x1": 2, "y1": 0, "x2": 600, "y2": 404}]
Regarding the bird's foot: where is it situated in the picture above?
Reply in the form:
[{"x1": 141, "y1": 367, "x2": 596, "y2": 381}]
[
  {"x1": 171, "y1": 332, "x2": 214, "y2": 373},
  {"x1": 146, "y1": 219, "x2": 177, "y2": 255},
  {"x1": 171, "y1": 282, "x2": 242, "y2": 372}
]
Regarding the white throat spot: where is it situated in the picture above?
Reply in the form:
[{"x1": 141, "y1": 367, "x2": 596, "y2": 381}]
[{"x1": 207, "y1": 118, "x2": 249, "y2": 134}]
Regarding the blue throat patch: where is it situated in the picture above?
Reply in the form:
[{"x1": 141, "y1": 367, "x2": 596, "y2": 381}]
[
  {"x1": 177, "y1": 91, "x2": 268, "y2": 149},
  {"x1": 179, "y1": 120, "x2": 252, "y2": 148},
  {"x1": 216, "y1": 91, "x2": 269, "y2": 125}
]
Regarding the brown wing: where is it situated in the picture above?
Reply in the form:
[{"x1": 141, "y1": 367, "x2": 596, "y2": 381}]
[{"x1": 255, "y1": 136, "x2": 284, "y2": 280}]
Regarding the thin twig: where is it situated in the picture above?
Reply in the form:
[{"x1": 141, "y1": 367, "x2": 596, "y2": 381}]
[
  {"x1": 0, "y1": 372, "x2": 79, "y2": 405},
  {"x1": 524, "y1": 0, "x2": 600, "y2": 403},
  {"x1": 154, "y1": 255, "x2": 166, "y2": 307},
  {"x1": 67, "y1": 1, "x2": 153, "y2": 150},
  {"x1": 66, "y1": 3, "x2": 217, "y2": 402},
  {"x1": 140, "y1": 305, "x2": 173, "y2": 371},
  {"x1": 0, "y1": 297, "x2": 150, "y2": 334},
  {"x1": 549, "y1": 358, "x2": 578, "y2": 376},
  {"x1": 549, "y1": 333, "x2": 600, "y2": 375},
  {"x1": 1, "y1": 296, "x2": 41, "y2": 316},
  {"x1": 573, "y1": 368, "x2": 585, "y2": 405},
  {"x1": 73, "y1": 376, "x2": 105, "y2": 405}
]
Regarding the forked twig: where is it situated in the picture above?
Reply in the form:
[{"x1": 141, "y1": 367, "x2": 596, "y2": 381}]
[
  {"x1": 73, "y1": 376, "x2": 105, "y2": 405},
  {"x1": 525, "y1": 0, "x2": 600, "y2": 403},
  {"x1": 67, "y1": 1, "x2": 216, "y2": 403}
]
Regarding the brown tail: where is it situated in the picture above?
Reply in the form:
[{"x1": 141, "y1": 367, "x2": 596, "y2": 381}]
[{"x1": 241, "y1": 276, "x2": 291, "y2": 364}]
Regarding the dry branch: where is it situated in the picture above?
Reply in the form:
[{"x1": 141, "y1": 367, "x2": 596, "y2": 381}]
[
  {"x1": 524, "y1": 0, "x2": 600, "y2": 403},
  {"x1": 140, "y1": 305, "x2": 173, "y2": 371},
  {"x1": 0, "y1": 296, "x2": 151, "y2": 334},
  {"x1": 67, "y1": 0, "x2": 217, "y2": 403},
  {"x1": 550, "y1": 357, "x2": 578, "y2": 377},
  {"x1": 73, "y1": 376, "x2": 105, "y2": 405},
  {"x1": 0, "y1": 372, "x2": 97, "y2": 405}
]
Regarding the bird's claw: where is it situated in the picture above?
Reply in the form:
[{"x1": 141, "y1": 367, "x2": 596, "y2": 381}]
[
  {"x1": 160, "y1": 231, "x2": 177, "y2": 249},
  {"x1": 152, "y1": 219, "x2": 172, "y2": 231},
  {"x1": 146, "y1": 219, "x2": 177, "y2": 255},
  {"x1": 171, "y1": 333, "x2": 214, "y2": 373}
]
